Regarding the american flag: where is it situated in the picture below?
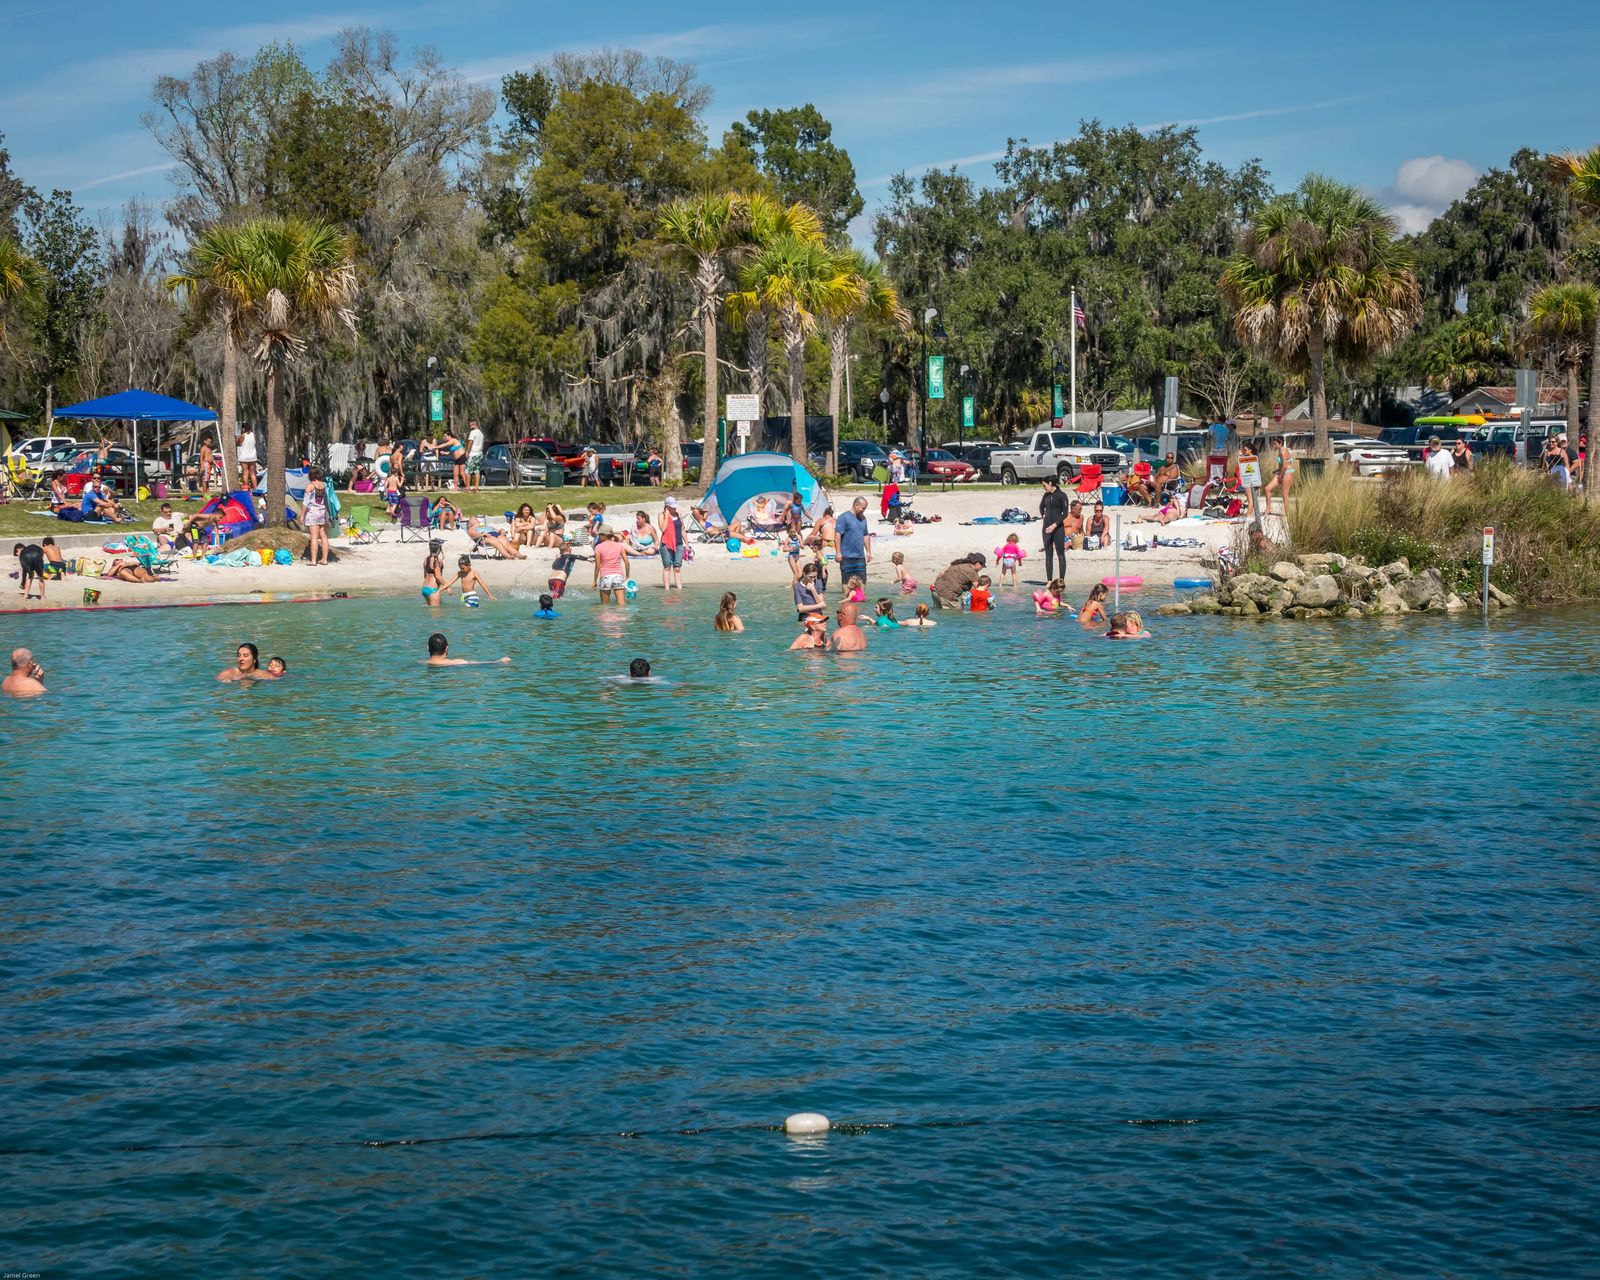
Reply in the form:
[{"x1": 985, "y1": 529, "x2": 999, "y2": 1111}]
[{"x1": 1072, "y1": 299, "x2": 1086, "y2": 329}]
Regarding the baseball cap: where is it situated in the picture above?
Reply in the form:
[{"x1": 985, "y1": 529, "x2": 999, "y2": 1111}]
[{"x1": 665, "y1": 496, "x2": 678, "y2": 508}]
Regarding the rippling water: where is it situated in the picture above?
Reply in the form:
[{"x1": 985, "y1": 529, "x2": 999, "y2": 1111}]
[{"x1": 3, "y1": 587, "x2": 1598, "y2": 1277}]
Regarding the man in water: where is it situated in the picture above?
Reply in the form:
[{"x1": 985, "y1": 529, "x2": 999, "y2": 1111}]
[
  {"x1": 831, "y1": 602, "x2": 868, "y2": 652},
  {"x1": 426, "y1": 632, "x2": 509, "y2": 666},
  {"x1": 628, "y1": 658, "x2": 651, "y2": 678},
  {"x1": 834, "y1": 496, "x2": 872, "y2": 591},
  {"x1": 217, "y1": 642, "x2": 262, "y2": 682},
  {"x1": 3, "y1": 647, "x2": 46, "y2": 696}
]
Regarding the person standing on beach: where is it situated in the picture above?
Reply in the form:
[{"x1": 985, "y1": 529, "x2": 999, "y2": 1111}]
[
  {"x1": 835, "y1": 496, "x2": 872, "y2": 591},
  {"x1": 659, "y1": 496, "x2": 685, "y2": 590},
  {"x1": 465, "y1": 421, "x2": 485, "y2": 494},
  {"x1": 198, "y1": 437, "x2": 216, "y2": 492},
  {"x1": 303, "y1": 467, "x2": 331, "y2": 565},
  {"x1": 13, "y1": 543, "x2": 46, "y2": 600},
  {"x1": 1039, "y1": 476, "x2": 1068, "y2": 581},
  {"x1": 236, "y1": 424, "x2": 258, "y2": 493},
  {"x1": 3, "y1": 648, "x2": 46, "y2": 697}
]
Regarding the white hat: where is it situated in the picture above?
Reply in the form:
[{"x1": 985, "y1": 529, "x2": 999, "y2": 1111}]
[{"x1": 665, "y1": 496, "x2": 678, "y2": 508}]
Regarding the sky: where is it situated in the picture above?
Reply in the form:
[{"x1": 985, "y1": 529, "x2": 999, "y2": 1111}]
[{"x1": 3, "y1": 0, "x2": 1598, "y2": 242}]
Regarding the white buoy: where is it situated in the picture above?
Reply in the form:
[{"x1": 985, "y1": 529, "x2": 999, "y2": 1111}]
[{"x1": 784, "y1": 1112, "x2": 830, "y2": 1136}]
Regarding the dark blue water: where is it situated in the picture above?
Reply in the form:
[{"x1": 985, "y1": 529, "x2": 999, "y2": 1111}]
[{"x1": 3, "y1": 589, "x2": 1598, "y2": 1277}]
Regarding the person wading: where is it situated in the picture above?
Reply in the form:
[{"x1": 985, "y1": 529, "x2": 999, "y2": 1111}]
[{"x1": 1039, "y1": 476, "x2": 1068, "y2": 581}]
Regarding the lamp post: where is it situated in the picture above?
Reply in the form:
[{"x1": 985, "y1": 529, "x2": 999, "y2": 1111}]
[
  {"x1": 879, "y1": 386, "x2": 890, "y2": 437},
  {"x1": 919, "y1": 307, "x2": 946, "y2": 461}
]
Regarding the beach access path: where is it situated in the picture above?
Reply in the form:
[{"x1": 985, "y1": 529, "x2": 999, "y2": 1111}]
[{"x1": 13, "y1": 485, "x2": 1273, "y2": 610}]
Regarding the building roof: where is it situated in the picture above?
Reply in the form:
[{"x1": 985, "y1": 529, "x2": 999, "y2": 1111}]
[{"x1": 1451, "y1": 386, "x2": 1567, "y2": 410}]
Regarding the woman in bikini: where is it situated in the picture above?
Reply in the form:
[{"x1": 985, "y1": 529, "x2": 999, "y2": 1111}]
[
  {"x1": 422, "y1": 546, "x2": 447, "y2": 606},
  {"x1": 539, "y1": 503, "x2": 567, "y2": 548}
]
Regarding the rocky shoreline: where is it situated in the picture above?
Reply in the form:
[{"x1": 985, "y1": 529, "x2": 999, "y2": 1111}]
[{"x1": 1157, "y1": 555, "x2": 1517, "y2": 619}]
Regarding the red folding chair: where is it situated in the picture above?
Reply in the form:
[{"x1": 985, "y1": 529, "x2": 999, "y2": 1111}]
[{"x1": 1074, "y1": 464, "x2": 1103, "y2": 495}]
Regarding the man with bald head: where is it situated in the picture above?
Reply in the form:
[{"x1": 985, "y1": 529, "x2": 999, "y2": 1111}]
[
  {"x1": 3, "y1": 648, "x2": 46, "y2": 697},
  {"x1": 830, "y1": 602, "x2": 868, "y2": 652}
]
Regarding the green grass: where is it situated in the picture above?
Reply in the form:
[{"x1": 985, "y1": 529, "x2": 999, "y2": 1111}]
[{"x1": 1285, "y1": 460, "x2": 1600, "y2": 604}]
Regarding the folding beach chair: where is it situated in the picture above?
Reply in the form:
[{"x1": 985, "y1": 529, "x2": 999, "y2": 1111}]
[
  {"x1": 688, "y1": 508, "x2": 725, "y2": 543},
  {"x1": 120, "y1": 534, "x2": 178, "y2": 576},
  {"x1": 395, "y1": 494, "x2": 432, "y2": 543},
  {"x1": 345, "y1": 504, "x2": 381, "y2": 544}
]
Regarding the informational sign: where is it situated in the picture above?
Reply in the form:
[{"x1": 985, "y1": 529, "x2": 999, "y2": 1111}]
[
  {"x1": 1207, "y1": 453, "x2": 1227, "y2": 483},
  {"x1": 1239, "y1": 455, "x2": 1262, "y2": 489},
  {"x1": 1052, "y1": 384, "x2": 1065, "y2": 419},
  {"x1": 725, "y1": 393, "x2": 760, "y2": 422},
  {"x1": 1482, "y1": 526, "x2": 1495, "y2": 565},
  {"x1": 961, "y1": 395, "x2": 975, "y2": 429},
  {"x1": 928, "y1": 355, "x2": 945, "y2": 400},
  {"x1": 735, "y1": 422, "x2": 751, "y2": 438},
  {"x1": 429, "y1": 388, "x2": 444, "y2": 423}
]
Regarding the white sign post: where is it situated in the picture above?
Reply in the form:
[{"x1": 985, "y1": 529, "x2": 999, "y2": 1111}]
[{"x1": 1481, "y1": 526, "x2": 1494, "y2": 620}]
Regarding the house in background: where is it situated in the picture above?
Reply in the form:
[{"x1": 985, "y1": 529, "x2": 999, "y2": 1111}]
[{"x1": 1451, "y1": 386, "x2": 1570, "y2": 417}]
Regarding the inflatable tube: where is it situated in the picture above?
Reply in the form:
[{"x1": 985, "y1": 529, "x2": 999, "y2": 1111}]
[
  {"x1": 1173, "y1": 576, "x2": 1212, "y2": 589},
  {"x1": 624, "y1": 579, "x2": 638, "y2": 596},
  {"x1": 1101, "y1": 575, "x2": 1143, "y2": 588}
]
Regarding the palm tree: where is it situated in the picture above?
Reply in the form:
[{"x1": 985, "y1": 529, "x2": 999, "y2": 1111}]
[
  {"x1": 824, "y1": 252, "x2": 909, "y2": 469},
  {"x1": 1220, "y1": 175, "x2": 1422, "y2": 457},
  {"x1": 657, "y1": 192, "x2": 744, "y2": 485},
  {"x1": 1550, "y1": 145, "x2": 1600, "y2": 438},
  {"x1": 167, "y1": 223, "x2": 257, "y2": 489},
  {"x1": 0, "y1": 234, "x2": 41, "y2": 341},
  {"x1": 1527, "y1": 282, "x2": 1598, "y2": 439},
  {"x1": 218, "y1": 217, "x2": 357, "y2": 526},
  {"x1": 1419, "y1": 315, "x2": 1506, "y2": 398},
  {"x1": 730, "y1": 235, "x2": 862, "y2": 462}
]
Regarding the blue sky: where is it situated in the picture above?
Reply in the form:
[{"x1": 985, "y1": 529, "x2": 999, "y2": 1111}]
[{"x1": 3, "y1": 0, "x2": 1598, "y2": 239}]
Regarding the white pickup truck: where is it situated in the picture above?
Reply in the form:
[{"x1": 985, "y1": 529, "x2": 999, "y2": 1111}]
[{"x1": 988, "y1": 428, "x2": 1127, "y2": 484}]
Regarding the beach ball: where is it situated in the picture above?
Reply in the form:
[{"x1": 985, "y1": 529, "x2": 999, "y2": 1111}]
[
  {"x1": 726, "y1": 538, "x2": 742, "y2": 553},
  {"x1": 463, "y1": 592, "x2": 481, "y2": 608},
  {"x1": 624, "y1": 579, "x2": 638, "y2": 597}
]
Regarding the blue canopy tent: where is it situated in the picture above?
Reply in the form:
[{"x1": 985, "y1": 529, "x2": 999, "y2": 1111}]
[
  {"x1": 699, "y1": 452, "x2": 830, "y2": 528},
  {"x1": 52, "y1": 389, "x2": 219, "y2": 496}
]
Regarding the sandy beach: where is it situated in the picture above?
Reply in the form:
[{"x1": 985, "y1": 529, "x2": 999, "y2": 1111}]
[{"x1": 11, "y1": 485, "x2": 1273, "y2": 610}]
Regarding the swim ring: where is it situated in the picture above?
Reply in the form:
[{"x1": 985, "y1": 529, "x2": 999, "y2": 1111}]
[
  {"x1": 1173, "y1": 576, "x2": 1212, "y2": 589},
  {"x1": 1101, "y1": 575, "x2": 1143, "y2": 588},
  {"x1": 624, "y1": 579, "x2": 638, "y2": 596}
]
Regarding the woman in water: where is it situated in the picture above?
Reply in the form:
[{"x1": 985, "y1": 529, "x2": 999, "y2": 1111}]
[
  {"x1": 1077, "y1": 583, "x2": 1110, "y2": 628},
  {"x1": 217, "y1": 642, "x2": 263, "y2": 682},
  {"x1": 422, "y1": 545, "x2": 447, "y2": 606},
  {"x1": 714, "y1": 592, "x2": 744, "y2": 632}
]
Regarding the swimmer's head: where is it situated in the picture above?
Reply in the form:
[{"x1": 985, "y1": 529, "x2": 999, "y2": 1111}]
[
  {"x1": 629, "y1": 658, "x2": 651, "y2": 678},
  {"x1": 427, "y1": 633, "x2": 448, "y2": 657},
  {"x1": 267, "y1": 656, "x2": 286, "y2": 674},
  {"x1": 539, "y1": 594, "x2": 554, "y2": 610}
]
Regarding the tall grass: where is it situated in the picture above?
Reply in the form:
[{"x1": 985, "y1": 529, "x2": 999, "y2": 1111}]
[{"x1": 1285, "y1": 460, "x2": 1600, "y2": 603}]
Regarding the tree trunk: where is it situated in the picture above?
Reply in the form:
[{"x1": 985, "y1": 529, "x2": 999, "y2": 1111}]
[
  {"x1": 44, "y1": 381, "x2": 53, "y2": 430},
  {"x1": 1589, "y1": 308, "x2": 1600, "y2": 480},
  {"x1": 1567, "y1": 359, "x2": 1581, "y2": 439},
  {"x1": 218, "y1": 316, "x2": 239, "y2": 489},
  {"x1": 265, "y1": 358, "x2": 286, "y2": 526},
  {"x1": 827, "y1": 324, "x2": 846, "y2": 472},
  {"x1": 906, "y1": 392, "x2": 921, "y2": 455},
  {"x1": 746, "y1": 314, "x2": 768, "y2": 444},
  {"x1": 785, "y1": 310, "x2": 807, "y2": 463},
  {"x1": 1307, "y1": 330, "x2": 1330, "y2": 458}
]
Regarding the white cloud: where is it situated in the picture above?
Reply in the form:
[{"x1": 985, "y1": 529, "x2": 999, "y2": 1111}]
[{"x1": 1395, "y1": 155, "x2": 1478, "y2": 206}]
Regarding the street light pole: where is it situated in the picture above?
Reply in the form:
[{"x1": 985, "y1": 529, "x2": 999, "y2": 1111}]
[{"x1": 880, "y1": 387, "x2": 890, "y2": 436}]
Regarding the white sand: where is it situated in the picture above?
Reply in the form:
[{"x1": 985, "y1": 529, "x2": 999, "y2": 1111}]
[{"x1": 17, "y1": 486, "x2": 1270, "y2": 611}]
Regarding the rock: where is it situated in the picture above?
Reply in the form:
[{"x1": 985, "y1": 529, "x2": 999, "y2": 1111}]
[
  {"x1": 1268, "y1": 560, "x2": 1306, "y2": 583},
  {"x1": 1235, "y1": 595, "x2": 1260, "y2": 616},
  {"x1": 1295, "y1": 553, "x2": 1336, "y2": 571},
  {"x1": 1293, "y1": 574, "x2": 1341, "y2": 609},
  {"x1": 1262, "y1": 588, "x2": 1295, "y2": 615},
  {"x1": 1219, "y1": 606, "x2": 1244, "y2": 616},
  {"x1": 1371, "y1": 585, "x2": 1410, "y2": 615},
  {"x1": 1444, "y1": 593, "x2": 1468, "y2": 612},
  {"x1": 1397, "y1": 568, "x2": 1445, "y2": 612},
  {"x1": 1189, "y1": 595, "x2": 1222, "y2": 615},
  {"x1": 1222, "y1": 573, "x2": 1270, "y2": 604},
  {"x1": 1488, "y1": 583, "x2": 1517, "y2": 609},
  {"x1": 1377, "y1": 559, "x2": 1411, "y2": 581},
  {"x1": 1156, "y1": 602, "x2": 1192, "y2": 616},
  {"x1": 1345, "y1": 601, "x2": 1366, "y2": 617}
]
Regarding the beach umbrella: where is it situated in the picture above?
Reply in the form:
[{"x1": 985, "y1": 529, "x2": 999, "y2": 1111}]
[{"x1": 52, "y1": 389, "x2": 218, "y2": 497}]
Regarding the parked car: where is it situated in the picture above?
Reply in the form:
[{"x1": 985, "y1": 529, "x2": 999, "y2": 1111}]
[
  {"x1": 919, "y1": 448, "x2": 980, "y2": 482},
  {"x1": 941, "y1": 441, "x2": 1003, "y2": 472},
  {"x1": 1378, "y1": 423, "x2": 1479, "y2": 462},
  {"x1": 479, "y1": 442, "x2": 552, "y2": 487},
  {"x1": 1326, "y1": 434, "x2": 1413, "y2": 475},
  {"x1": 5, "y1": 435, "x2": 77, "y2": 467},
  {"x1": 837, "y1": 439, "x2": 890, "y2": 479},
  {"x1": 1103, "y1": 434, "x2": 1162, "y2": 464},
  {"x1": 988, "y1": 428, "x2": 1126, "y2": 484}
]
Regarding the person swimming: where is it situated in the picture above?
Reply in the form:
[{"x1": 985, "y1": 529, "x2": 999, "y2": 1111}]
[{"x1": 534, "y1": 593, "x2": 560, "y2": 619}]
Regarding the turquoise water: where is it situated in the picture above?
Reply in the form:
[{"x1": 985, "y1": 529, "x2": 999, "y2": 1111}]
[{"x1": 3, "y1": 587, "x2": 1598, "y2": 1277}]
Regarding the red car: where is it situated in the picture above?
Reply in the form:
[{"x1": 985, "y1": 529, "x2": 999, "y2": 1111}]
[{"x1": 921, "y1": 448, "x2": 979, "y2": 481}]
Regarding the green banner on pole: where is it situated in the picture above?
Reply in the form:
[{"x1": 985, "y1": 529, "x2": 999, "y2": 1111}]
[
  {"x1": 429, "y1": 388, "x2": 444, "y2": 423},
  {"x1": 1052, "y1": 384, "x2": 1064, "y2": 419},
  {"x1": 928, "y1": 355, "x2": 945, "y2": 400},
  {"x1": 961, "y1": 395, "x2": 975, "y2": 429}
]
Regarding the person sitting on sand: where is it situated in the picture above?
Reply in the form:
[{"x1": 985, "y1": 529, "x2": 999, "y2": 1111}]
[
  {"x1": 429, "y1": 495, "x2": 463, "y2": 531},
  {"x1": 442, "y1": 554, "x2": 497, "y2": 603},
  {"x1": 3, "y1": 647, "x2": 46, "y2": 697},
  {"x1": 539, "y1": 503, "x2": 567, "y2": 548},
  {"x1": 466, "y1": 515, "x2": 525, "y2": 560},
  {"x1": 789, "y1": 613, "x2": 829, "y2": 650},
  {"x1": 1078, "y1": 583, "x2": 1110, "y2": 627},
  {"x1": 627, "y1": 509, "x2": 658, "y2": 555},
  {"x1": 902, "y1": 602, "x2": 937, "y2": 628},
  {"x1": 218, "y1": 643, "x2": 263, "y2": 682},
  {"x1": 511, "y1": 504, "x2": 540, "y2": 547},
  {"x1": 425, "y1": 632, "x2": 509, "y2": 666},
  {"x1": 831, "y1": 602, "x2": 868, "y2": 652}
]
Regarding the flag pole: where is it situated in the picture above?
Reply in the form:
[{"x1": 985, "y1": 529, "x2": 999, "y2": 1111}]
[{"x1": 1069, "y1": 288, "x2": 1078, "y2": 431}]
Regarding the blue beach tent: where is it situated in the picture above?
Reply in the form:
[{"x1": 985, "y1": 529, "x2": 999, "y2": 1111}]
[
  {"x1": 53, "y1": 389, "x2": 219, "y2": 494},
  {"x1": 699, "y1": 451, "x2": 830, "y2": 526}
]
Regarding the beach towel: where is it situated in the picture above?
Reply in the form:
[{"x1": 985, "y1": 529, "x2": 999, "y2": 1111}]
[{"x1": 205, "y1": 548, "x2": 259, "y2": 567}]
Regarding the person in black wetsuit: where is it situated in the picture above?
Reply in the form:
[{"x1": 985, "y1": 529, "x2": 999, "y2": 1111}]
[
  {"x1": 12, "y1": 542, "x2": 46, "y2": 601},
  {"x1": 1039, "y1": 476, "x2": 1069, "y2": 581}
]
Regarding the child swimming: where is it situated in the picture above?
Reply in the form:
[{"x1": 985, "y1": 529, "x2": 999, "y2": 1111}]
[{"x1": 873, "y1": 598, "x2": 900, "y2": 628}]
